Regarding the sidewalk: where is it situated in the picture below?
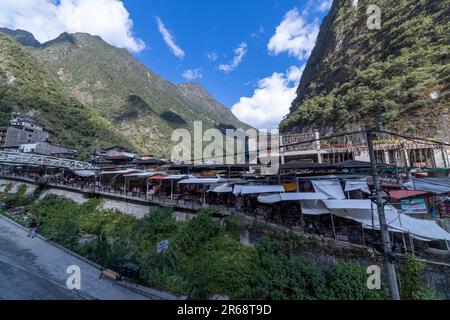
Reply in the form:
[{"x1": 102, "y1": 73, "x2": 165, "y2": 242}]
[{"x1": 0, "y1": 216, "x2": 148, "y2": 300}]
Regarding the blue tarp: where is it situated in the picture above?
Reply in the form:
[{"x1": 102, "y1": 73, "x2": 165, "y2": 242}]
[{"x1": 403, "y1": 178, "x2": 450, "y2": 194}]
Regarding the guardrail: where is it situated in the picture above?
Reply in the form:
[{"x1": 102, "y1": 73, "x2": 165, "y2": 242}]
[
  {"x1": 0, "y1": 151, "x2": 96, "y2": 170},
  {"x1": 0, "y1": 172, "x2": 234, "y2": 215}
]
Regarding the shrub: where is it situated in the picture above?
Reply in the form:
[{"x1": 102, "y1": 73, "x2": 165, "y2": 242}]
[
  {"x1": 399, "y1": 254, "x2": 443, "y2": 300},
  {"x1": 325, "y1": 262, "x2": 385, "y2": 300},
  {"x1": 244, "y1": 237, "x2": 326, "y2": 300}
]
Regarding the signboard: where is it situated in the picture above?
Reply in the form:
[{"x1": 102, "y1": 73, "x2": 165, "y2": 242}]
[
  {"x1": 156, "y1": 240, "x2": 169, "y2": 254},
  {"x1": 401, "y1": 198, "x2": 427, "y2": 215}
]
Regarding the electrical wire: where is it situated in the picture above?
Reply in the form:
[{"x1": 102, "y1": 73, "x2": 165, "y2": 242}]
[{"x1": 187, "y1": 129, "x2": 449, "y2": 164}]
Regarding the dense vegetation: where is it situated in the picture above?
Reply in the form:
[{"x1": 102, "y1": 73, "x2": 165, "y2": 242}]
[
  {"x1": 281, "y1": 0, "x2": 450, "y2": 138},
  {"x1": 0, "y1": 34, "x2": 135, "y2": 158},
  {"x1": 1, "y1": 189, "x2": 443, "y2": 300},
  {"x1": 25, "y1": 195, "x2": 385, "y2": 299},
  {"x1": 399, "y1": 254, "x2": 444, "y2": 300}
]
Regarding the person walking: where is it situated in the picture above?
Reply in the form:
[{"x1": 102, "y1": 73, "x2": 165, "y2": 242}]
[{"x1": 28, "y1": 219, "x2": 38, "y2": 238}]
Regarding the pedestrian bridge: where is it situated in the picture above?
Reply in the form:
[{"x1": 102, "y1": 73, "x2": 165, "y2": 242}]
[{"x1": 0, "y1": 151, "x2": 96, "y2": 170}]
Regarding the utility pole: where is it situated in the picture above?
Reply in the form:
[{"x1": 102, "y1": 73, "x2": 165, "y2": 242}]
[{"x1": 366, "y1": 128, "x2": 401, "y2": 300}]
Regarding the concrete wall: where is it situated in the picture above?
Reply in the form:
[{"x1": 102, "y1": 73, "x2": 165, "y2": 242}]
[
  {"x1": 5, "y1": 126, "x2": 48, "y2": 147},
  {"x1": 0, "y1": 179, "x2": 37, "y2": 195},
  {"x1": 100, "y1": 199, "x2": 152, "y2": 219},
  {"x1": 0, "y1": 176, "x2": 176, "y2": 219},
  {"x1": 38, "y1": 188, "x2": 89, "y2": 204}
]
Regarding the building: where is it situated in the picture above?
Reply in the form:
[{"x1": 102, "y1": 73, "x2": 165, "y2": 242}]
[
  {"x1": 280, "y1": 131, "x2": 450, "y2": 168},
  {"x1": 19, "y1": 142, "x2": 79, "y2": 158},
  {"x1": 91, "y1": 146, "x2": 139, "y2": 168},
  {"x1": 0, "y1": 113, "x2": 49, "y2": 148},
  {"x1": 133, "y1": 156, "x2": 171, "y2": 171}
]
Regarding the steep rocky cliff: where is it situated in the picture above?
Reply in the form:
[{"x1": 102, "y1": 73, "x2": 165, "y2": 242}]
[{"x1": 281, "y1": 0, "x2": 449, "y2": 139}]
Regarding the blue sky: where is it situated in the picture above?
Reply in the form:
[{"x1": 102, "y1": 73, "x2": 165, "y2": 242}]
[{"x1": 0, "y1": 0, "x2": 333, "y2": 129}]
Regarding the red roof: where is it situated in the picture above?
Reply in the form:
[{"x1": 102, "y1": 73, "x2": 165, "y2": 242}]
[{"x1": 387, "y1": 190, "x2": 429, "y2": 200}]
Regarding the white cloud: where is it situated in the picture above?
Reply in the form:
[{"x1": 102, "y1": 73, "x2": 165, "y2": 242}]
[
  {"x1": 206, "y1": 51, "x2": 218, "y2": 62},
  {"x1": 0, "y1": 0, "x2": 145, "y2": 52},
  {"x1": 286, "y1": 65, "x2": 304, "y2": 83},
  {"x1": 231, "y1": 65, "x2": 305, "y2": 130},
  {"x1": 317, "y1": 0, "x2": 333, "y2": 12},
  {"x1": 268, "y1": 8, "x2": 319, "y2": 60},
  {"x1": 219, "y1": 42, "x2": 247, "y2": 73},
  {"x1": 182, "y1": 69, "x2": 203, "y2": 81},
  {"x1": 156, "y1": 16, "x2": 185, "y2": 59}
]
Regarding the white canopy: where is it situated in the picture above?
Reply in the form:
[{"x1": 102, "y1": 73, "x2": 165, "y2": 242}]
[
  {"x1": 239, "y1": 185, "x2": 285, "y2": 195},
  {"x1": 345, "y1": 179, "x2": 370, "y2": 194},
  {"x1": 322, "y1": 199, "x2": 450, "y2": 241},
  {"x1": 312, "y1": 179, "x2": 345, "y2": 200},
  {"x1": 233, "y1": 185, "x2": 243, "y2": 195},
  {"x1": 209, "y1": 183, "x2": 234, "y2": 193},
  {"x1": 164, "y1": 175, "x2": 192, "y2": 180},
  {"x1": 301, "y1": 200, "x2": 331, "y2": 216},
  {"x1": 72, "y1": 170, "x2": 96, "y2": 177},
  {"x1": 178, "y1": 178, "x2": 223, "y2": 185},
  {"x1": 258, "y1": 192, "x2": 328, "y2": 204},
  {"x1": 403, "y1": 178, "x2": 450, "y2": 194},
  {"x1": 99, "y1": 169, "x2": 141, "y2": 176},
  {"x1": 123, "y1": 172, "x2": 159, "y2": 178}
]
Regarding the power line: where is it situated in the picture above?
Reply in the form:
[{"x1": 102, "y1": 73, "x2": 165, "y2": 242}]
[
  {"x1": 188, "y1": 129, "x2": 449, "y2": 164},
  {"x1": 280, "y1": 130, "x2": 365, "y2": 149},
  {"x1": 376, "y1": 131, "x2": 450, "y2": 147},
  {"x1": 187, "y1": 130, "x2": 366, "y2": 164}
]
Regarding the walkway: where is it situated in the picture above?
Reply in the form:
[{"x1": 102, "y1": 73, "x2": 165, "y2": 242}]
[
  {"x1": 0, "y1": 217, "x2": 148, "y2": 300},
  {"x1": 1, "y1": 174, "x2": 234, "y2": 215}
]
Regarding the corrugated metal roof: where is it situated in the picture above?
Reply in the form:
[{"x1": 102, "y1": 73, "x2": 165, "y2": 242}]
[{"x1": 388, "y1": 190, "x2": 429, "y2": 200}]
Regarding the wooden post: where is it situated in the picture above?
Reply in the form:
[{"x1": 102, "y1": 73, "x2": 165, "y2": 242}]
[
  {"x1": 402, "y1": 234, "x2": 408, "y2": 254},
  {"x1": 409, "y1": 234, "x2": 415, "y2": 257},
  {"x1": 203, "y1": 184, "x2": 206, "y2": 204},
  {"x1": 361, "y1": 225, "x2": 366, "y2": 247},
  {"x1": 299, "y1": 202, "x2": 304, "y2": 228},
  {"x1": 330, "y1": 213, "x2": 337, "y2": 241}
]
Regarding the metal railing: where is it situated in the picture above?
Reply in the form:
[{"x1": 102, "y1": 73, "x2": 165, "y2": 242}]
[{"x1": 0, "y1": 151, "x2": 96, "y2": 170}]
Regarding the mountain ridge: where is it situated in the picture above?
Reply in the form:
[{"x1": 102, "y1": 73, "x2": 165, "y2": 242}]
[
  {"x1": 0, "y1": 33, "x2": 135, "y2": 158},
  {"x1": 0, "y1": 28, "x2": 251, "y2": 156}
]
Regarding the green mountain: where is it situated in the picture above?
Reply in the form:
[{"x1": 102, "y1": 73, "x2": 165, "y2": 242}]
[
  {"x1": 2, "y1": 30, "x2": 251, "y2": 156},
  {"x1": 0, "y1": 28, "x2": 42, "y2": 48},
  {"x1": 280, "y1": 0, "x2": 449, "y2": 140},
  {"x1": 0, "y1": 33, "x2": 133, "y2": 158}
]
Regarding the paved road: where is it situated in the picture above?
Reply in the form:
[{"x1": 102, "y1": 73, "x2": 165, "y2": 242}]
[{"x1": 0, "y1": 217, "x2": 148, "y2": 300}]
